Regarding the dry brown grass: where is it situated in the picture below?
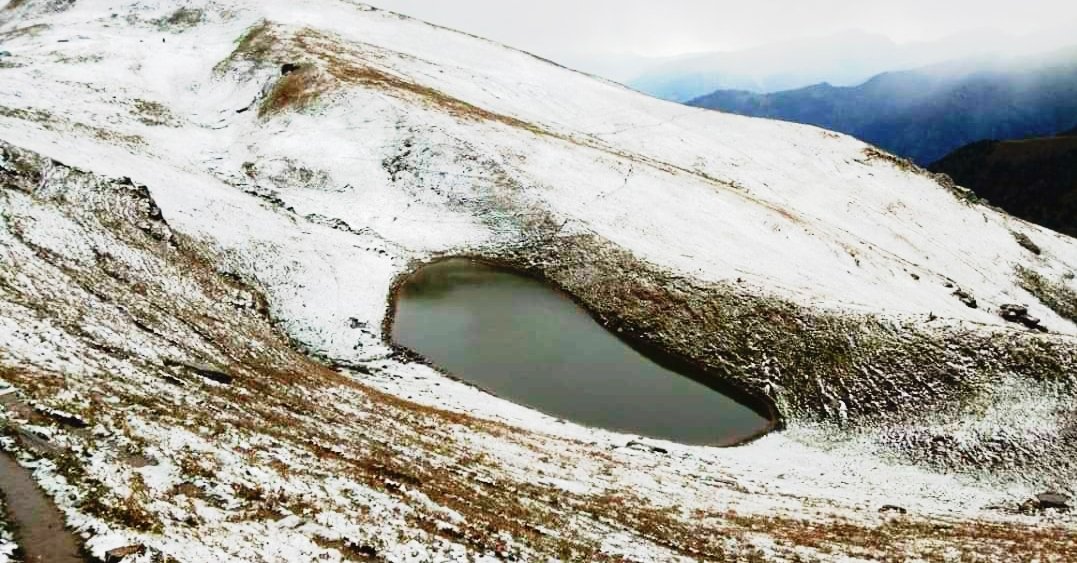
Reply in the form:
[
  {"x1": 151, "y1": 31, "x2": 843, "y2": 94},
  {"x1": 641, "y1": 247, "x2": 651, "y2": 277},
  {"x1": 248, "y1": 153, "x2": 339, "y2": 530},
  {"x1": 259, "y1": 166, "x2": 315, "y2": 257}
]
[
  {"x1": 258, "y1": 65, "x2": 324, "y2": 117},
  {"x1": 80, "y1": 474, "x2": 163, "y2": 533},
  {"x1": 717, "y1": 510, "x2": 1077, "y2": 561},
  {"x1": 218, "y1": 21, "x2": 547, "y2": 134}
]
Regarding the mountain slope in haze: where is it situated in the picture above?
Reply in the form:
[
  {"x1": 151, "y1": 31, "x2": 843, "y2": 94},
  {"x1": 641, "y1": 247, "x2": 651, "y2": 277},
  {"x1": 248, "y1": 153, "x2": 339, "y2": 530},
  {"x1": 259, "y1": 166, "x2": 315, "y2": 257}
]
[
  {"x1": 0, "y1": 0, "x2": 1076, "y2": 561},
  {"x1": 626, "y1": 29, "x2": 1077, "y2": 102},
  {"x1": 930, "y1": 127, "x2": 1077, "y2": 236},
  {"x1": 627, "y1": 31, "x2": 905, "y2": 101},
  {"x1": 688, "y1": 49, "x2": 1077, "y2": 165}
]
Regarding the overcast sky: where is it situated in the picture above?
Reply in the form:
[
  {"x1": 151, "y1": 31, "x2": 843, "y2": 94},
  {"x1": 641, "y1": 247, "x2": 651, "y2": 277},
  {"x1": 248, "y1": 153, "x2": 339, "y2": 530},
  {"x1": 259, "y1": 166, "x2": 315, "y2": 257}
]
[{"x1": 376, "y1": 1, "x2": 1077, "y2": 59}]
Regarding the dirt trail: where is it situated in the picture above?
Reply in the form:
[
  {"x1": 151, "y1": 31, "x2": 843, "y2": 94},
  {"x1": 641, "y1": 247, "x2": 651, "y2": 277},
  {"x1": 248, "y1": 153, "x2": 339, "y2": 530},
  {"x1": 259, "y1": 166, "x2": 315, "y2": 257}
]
[{"x1": 0, "y1": 452, "x2": 85, "y2": 563}]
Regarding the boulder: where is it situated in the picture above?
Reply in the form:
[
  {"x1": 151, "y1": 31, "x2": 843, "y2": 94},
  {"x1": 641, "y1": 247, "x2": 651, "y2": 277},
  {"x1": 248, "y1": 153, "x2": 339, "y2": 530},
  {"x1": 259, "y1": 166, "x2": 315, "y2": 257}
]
[
  {"x1": 626, "y1": 440, "x2": 668, "y2": 455},
  {"x1": 953, "y1": 289, "x2": 978, "y2": 309},
  {"x1": 1012, "y1": 231, "x2": 1042, "y2": 255},
  {"x1": 1036, "y1": 492, "x2": 1070, "y2": 511},
  {"x1": 1000, "y1": 304, "x2": 1028, "y2": 318},
  {"x1": 999, "y1": 304, "x2": 1044, "y2": 330}
]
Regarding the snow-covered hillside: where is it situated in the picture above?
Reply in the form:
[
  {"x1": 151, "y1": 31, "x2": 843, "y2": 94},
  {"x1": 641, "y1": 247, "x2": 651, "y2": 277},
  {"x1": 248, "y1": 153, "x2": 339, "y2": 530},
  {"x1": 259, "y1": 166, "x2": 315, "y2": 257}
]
[{"x1": 0, "y1": 0, "x2": 1075, "y2": 561}]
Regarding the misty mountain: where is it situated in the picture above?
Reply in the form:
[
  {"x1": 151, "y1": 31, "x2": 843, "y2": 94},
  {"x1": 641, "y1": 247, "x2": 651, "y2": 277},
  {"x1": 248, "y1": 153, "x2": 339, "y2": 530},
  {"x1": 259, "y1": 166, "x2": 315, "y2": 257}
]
[
  {"x1": 930, "y1": 128, "x2": 1077, "y2": 237},
  {"x1": 621, "y1": 28, "x2": 1077, "y2": 102},
  {"x1": 687, "y1": 47, "x2": 1077, "y2": 165},
  {"x1": 625, "y1": 31, "x2": 902, "y2": 101}
]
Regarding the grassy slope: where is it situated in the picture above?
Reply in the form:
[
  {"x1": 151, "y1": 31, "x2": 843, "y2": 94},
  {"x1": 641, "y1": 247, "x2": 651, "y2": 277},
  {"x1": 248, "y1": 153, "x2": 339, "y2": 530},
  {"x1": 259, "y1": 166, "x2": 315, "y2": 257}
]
[{"x1": 929, "y1": 128, "x2": 1077, "y2": 237}]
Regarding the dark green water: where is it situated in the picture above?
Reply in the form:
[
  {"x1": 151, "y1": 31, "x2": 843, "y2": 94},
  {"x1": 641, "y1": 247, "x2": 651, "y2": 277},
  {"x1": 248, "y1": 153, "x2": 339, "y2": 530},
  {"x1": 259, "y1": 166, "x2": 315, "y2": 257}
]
[{"x1": 391, "y1": 259, "x2": 772, "y2": 446}]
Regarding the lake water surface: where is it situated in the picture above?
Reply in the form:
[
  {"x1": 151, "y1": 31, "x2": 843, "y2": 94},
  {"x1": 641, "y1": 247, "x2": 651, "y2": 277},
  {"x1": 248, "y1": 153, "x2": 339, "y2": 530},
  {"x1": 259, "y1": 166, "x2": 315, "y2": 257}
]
[{"x1": 391, "y1": 259, "x2": 773, "y2": 446}]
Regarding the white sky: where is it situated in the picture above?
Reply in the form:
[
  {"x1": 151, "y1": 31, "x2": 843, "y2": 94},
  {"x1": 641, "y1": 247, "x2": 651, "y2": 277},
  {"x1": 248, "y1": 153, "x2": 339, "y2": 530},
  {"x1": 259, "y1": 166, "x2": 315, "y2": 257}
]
[{"x1": 374, "y1": 0, "x2": 1077, "y2": 58}]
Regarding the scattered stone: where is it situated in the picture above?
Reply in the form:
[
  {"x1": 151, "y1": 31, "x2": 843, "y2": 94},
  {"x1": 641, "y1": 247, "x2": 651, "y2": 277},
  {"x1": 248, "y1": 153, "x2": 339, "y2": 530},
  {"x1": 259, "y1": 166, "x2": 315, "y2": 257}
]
[
  {"x1": 878, "y1": 505, "x2": 907, "y2": 514},
  {"x1": 953, "y1": 289, "x2": 978, "y2": 309},
  {"x1": 105, "y1": 545, "x2": 145, "y2": 562},
  {"x1": 1012, "y1": 231, "x2": 1042, "y2": 255}
]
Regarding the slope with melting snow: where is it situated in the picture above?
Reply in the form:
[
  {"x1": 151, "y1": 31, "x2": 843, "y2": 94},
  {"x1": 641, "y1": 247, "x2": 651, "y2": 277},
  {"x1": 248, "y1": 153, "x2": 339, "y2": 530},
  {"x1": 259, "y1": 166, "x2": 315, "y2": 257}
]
[
  {"x1": 1, "y1": 0, "x2": 1074, "y2": 353},
  {"x1": 0, "y1": 0, "x2": 1076, "y2": 560}
]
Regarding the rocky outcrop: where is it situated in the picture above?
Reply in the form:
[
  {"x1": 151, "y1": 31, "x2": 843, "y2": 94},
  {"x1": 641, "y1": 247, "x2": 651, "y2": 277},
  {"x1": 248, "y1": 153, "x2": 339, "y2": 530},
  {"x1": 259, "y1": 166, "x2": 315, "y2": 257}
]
[{"x1": 1000, "y1": 304, "x2": 1046, "y2": 331}]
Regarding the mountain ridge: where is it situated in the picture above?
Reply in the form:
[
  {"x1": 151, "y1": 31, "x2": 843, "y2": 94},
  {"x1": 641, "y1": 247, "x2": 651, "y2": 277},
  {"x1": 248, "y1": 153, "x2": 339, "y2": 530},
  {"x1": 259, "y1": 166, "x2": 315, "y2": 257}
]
[
  {"x1": 687, "y1": 47, "x2": 1077, "y2": 164},
  {"x1": 622, "y1": 28, "x2": 1077, "y2": 101},
  {"x1": 930, "y1": 127, "x2": 1077, "y2": 237}
]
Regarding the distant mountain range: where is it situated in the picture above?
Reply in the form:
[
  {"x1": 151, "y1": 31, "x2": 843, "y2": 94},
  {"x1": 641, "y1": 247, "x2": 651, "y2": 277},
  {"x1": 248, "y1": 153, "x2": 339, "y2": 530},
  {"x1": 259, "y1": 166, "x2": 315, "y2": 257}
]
[
  {"x1": 608, "y1": 27, "x2": 1077, "y2": 102},
  {"x1": 624, "y1": 31, "x2": 925, "y2": 101},
  {"x1": 687, "y1": 47, "x2": 1077, "y2": 165},
  {"x1": 929, "y1": 127, "x2": 1077, "y2": 237}
]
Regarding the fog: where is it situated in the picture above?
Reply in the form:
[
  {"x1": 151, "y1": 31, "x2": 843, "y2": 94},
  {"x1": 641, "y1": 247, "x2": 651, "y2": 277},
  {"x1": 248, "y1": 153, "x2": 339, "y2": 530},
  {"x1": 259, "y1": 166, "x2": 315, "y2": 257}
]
[{"x1": 376, "y1": 0, "x2": 1077, "y2": 84}]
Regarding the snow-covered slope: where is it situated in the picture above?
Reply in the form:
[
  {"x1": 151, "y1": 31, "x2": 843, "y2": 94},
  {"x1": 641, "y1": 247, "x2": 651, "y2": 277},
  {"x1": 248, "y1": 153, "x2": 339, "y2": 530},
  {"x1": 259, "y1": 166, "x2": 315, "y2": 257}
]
[
  {"x1": 1, "y1": 0, "x2": 1075, "y2": 561},
  {"x1": 3, "y1": 0, "x2": 1076, "y2": 340}
]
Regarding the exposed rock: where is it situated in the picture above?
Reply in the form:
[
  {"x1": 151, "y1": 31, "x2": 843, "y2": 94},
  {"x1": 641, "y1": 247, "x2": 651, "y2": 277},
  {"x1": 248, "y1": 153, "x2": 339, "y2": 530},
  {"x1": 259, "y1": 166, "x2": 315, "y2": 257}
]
[
  {"x1": 625, "y1": 440, "x2": 669, "y2": 455},
  {"x1": 348, "y1": 317, "x2": 368, "y2": 330},
  {"x1": 280, "y1": 62, "x2": 301, "y2": 75},
  {"x1": 1000, "y1": 304, "x2": 1029, "y2": 318},
  {"x1": 1035, "y1": 492, "x2": 1070, "y2": 511},
  {"x1": 105, "y1": 545, "x2": 145, "y2": 562},
  {"x1": 952, "y1": 289, "x2": 978, "y2": 309},
  {"x1": 164, "y1": 359, "x2": 234, "y2": 385},
  {"x1": 878, "y1": 505, "x2": 907, "y2": 514},
  {"x1": 999, "y1": 304, "x2": 1045, "y2": 330},
  {"x1": 1012, "y1": 231, "x2": 1042, "y2": 255}
]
